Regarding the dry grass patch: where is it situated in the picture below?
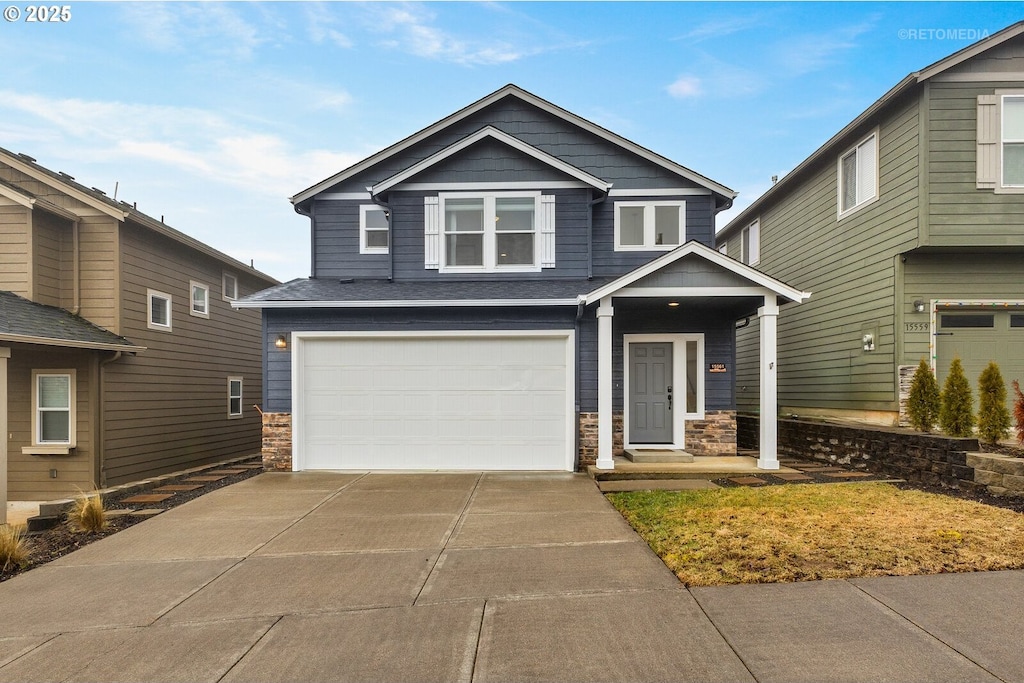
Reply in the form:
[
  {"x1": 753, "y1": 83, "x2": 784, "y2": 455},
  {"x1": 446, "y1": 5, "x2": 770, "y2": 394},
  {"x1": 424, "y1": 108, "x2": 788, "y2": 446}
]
[
  {"x1": 68, "y1": 491, "x2": 106, "y2": 533},
  {"x1": 607, "y1": 483, "x2": 1024, "y2": 586},
  {"x1": 0, "y1": 525, "x2": 30, "y2": 572}
]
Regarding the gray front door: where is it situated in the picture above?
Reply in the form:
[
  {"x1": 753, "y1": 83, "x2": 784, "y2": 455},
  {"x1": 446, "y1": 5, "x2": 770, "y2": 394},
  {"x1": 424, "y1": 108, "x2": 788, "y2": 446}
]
[{"x1": 629, "y1": 342, "x2": 673, "y2": 443}]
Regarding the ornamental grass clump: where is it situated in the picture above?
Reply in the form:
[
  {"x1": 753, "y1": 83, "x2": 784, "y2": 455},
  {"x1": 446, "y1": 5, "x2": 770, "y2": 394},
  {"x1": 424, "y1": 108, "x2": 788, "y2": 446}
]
[
  {"x1": 0, "y1": 524, "x2": 30, "y2": 572},
  {"x1": 977, "y1": 362, "x2": 1011, "y2": 445},
  {"x1": 940, "y1": 357, "x2": 975, "y2": 438},
  {"x1": 68, "y1": 490, "x2": 106, "y2": 533},
  {"x1": 907, "y1": 358, "x2": 941, "y2": 432}
]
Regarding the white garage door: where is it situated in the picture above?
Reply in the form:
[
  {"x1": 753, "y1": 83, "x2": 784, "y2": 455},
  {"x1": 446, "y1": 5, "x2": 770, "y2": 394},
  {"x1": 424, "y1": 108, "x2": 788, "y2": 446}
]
[{"x1": 294, "y1": 332, "x2": 573, "y2": 471}]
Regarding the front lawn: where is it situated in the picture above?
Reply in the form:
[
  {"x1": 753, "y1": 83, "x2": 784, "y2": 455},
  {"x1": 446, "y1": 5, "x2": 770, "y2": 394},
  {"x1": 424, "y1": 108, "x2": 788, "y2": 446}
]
[{"x1": 607, "y1": 483, "x2": 1024, "y2": 586}]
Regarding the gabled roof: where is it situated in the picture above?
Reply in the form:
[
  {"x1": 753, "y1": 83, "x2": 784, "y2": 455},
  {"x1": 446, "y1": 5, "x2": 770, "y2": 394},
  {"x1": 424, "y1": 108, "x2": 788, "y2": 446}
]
[
  {"x1": 582, "y1": 241, "x2": 810, "y2": 305},
  {"x1": 0, "y1": 290, "x2": 145, "y2": 352},
  {"x1": 371, "y1": 126, "x2": 611, "y2": 195},
  {"x1": 719, "y1": 20, "x2": 1024, "y2": 241},
  {"x1": 292, "y1": 84, "x2": 736, "y2": 207},
  {"x1": 0, "y1": 147, "x2": 278, "y2": 285}
]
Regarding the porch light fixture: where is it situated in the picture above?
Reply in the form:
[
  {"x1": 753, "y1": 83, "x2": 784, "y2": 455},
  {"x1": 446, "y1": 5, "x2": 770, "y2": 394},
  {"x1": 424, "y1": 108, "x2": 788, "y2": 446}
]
[
  {"x1": 667, "y1": 301, "x2": 680, "y2": 307},
  {"x1": 913, "y1": 299, "x2": 926, "y2": 313},
  {"x1": 274, "y1": 335, "x2": 288, "y2": 350}
]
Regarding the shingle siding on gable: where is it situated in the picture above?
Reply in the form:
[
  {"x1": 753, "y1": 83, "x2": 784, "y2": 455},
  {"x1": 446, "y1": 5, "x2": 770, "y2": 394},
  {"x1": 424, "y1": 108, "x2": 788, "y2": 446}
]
[{"x1": 406, "y1": 138, "x2": 571, "y2": 184}]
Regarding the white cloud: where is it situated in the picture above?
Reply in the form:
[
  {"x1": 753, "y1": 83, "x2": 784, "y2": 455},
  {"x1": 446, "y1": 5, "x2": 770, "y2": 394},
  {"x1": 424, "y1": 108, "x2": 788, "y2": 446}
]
[
  {"x1": 666, "y1": 75, "x2": 703, "y2": 99},
  {"x1": 117, "y1": 2, "x2": 264, "y2": 60},
  {"x1": 772, "y1": 18, "x2": 879, "y2": 76},
  {"x1": 304, "y1": 2, "x2": 354, "y2": 49}
]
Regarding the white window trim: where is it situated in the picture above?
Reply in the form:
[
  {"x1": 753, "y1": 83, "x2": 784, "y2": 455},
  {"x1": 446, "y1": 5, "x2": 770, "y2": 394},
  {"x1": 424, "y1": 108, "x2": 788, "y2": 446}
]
[
  {"x1": 359, "y1": 204, "x2": 390, "y2": 254},
  {"x1": 222, "y1": 272, "x2": 238, "y2": 301},
  {"x1": 26, "y1": 369, "x2": 77, "y2": 453},
  {"x1": 189, "y1": 281, "x2": 210, "y2": 319},
  {"x1": 1001, "y1": 93, "x2": 1024, "y2": 189},
  {"x1": 147, "y1": 289, "x2": 172, "y2": 332},
  {"x1": 438, "y1": 191, "x2": 542, "y2": 273},
  {"x1": 740, "y1": 218, "x2": 760, "y2": 266},
  {"x1": 228, "y1": 376, "x2": 243, "y2": 418},
  {"x1": 613, "y1": 200, "x2": 686, "y2": 251},
  {"x1": 622, "y1": 334, "x2": 704, "y2": 451},
  {"x1": 837, "y1": 129, "x2": 880, "y2": 219}
]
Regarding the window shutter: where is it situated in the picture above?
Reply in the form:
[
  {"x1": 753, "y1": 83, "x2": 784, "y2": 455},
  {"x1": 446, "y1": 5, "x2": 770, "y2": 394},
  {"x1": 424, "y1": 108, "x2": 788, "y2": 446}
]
[
  {"x1": 424, "y1": 196, "x2": 440, "y2": 269},
  {"x1": 856, "y1": 135, "x2": 877, "y2": 204},
  {"x1": 977, "y1": 94, "x2": 999, "y2": 189},
  {"x1": 540, "y1": 194, "x2": 556, "y2": 268}
]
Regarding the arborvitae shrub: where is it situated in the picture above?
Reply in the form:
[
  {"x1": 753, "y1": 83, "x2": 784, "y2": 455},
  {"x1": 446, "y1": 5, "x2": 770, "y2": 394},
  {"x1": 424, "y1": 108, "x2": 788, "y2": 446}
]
[
  {"x1": 977, "y1": 362, "x2": 1011, "y2": 445},
  {"x1": 1013, "y1": 380, "x2": 1024, "y2": 445},
  {"x1": 939, "y1": 357, "x2": 975, "y2": 438},
  {"x1": 907, "y1": 358, "x2": 941, "y2": 432}
]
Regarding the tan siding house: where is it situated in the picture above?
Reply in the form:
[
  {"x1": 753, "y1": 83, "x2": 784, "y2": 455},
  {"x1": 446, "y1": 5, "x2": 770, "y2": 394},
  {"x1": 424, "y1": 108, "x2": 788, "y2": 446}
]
[
  {"x1": 0, "y1": 148, "x2": 277, "y2": 516},
  {"x1": 719, "y1": 22, "x2": 1024, "y2": 428}
]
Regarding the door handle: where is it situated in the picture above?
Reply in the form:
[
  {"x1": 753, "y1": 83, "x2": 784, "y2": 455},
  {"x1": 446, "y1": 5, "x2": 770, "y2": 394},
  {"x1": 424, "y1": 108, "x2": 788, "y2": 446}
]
[{"x1": 667, "y1": 385, "x2": 672, "y2": 411}]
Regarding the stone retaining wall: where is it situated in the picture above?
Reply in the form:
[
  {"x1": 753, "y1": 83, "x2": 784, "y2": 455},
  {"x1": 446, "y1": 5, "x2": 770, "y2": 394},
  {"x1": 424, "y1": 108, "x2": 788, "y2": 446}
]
[
  {"x1": 261, "y1": 412, "x2": 293, "y2": 471},
  {"x1": 968, "y1": 452, "x2": 1024, "y2": 497}
]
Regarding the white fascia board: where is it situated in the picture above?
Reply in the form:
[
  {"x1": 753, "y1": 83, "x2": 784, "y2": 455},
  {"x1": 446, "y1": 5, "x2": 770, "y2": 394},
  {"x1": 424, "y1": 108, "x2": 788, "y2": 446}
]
[
  {"x1": 582, "y1": 241, "x2": 810, "y2": 305},
  {"x1": 0, "y1": 333, "x2": 146, "y2": 353},
  {"x1": 0, "y1": 183, "x2": 33, "y2": 208},
  {"x1": 291, "y1": 84, "x2": 736, "y2": 205},
  {"x1": 608, "y1": 188, "x2": 711, "y2": 196},
  {"x1": 371, "y1": 127, "x2": 610, "y2": 195},
  {"x1": 232, "y1": 298, "x2": 581, "y2": 309}
]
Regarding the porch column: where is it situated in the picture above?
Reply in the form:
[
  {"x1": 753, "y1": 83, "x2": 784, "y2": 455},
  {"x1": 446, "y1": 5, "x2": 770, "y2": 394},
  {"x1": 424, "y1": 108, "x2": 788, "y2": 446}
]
[
  {"x1": 758, "y1": 297, "x2": 780, "y2": 470},
  {"x1": 596, "y1": 297, "x2": 615, "y2": 470},
  {"x1": 0, "y1": 347, "x2": 9, "y2": 524}
]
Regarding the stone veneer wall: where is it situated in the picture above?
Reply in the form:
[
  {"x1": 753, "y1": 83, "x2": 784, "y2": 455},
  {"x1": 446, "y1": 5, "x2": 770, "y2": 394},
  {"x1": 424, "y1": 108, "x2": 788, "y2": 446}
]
[
  {"x1": 577, "y1": 412, "x2": 623, "y2": 470},
  {"x1": 684, "y1": 410, "x2": 736, "y2": 456},
  {"x1": 262, "y1": 412, "x2": 293, "y2": 471},
  {"x1": 737, "y1": 414, "x2": 981, "y2": 490}
]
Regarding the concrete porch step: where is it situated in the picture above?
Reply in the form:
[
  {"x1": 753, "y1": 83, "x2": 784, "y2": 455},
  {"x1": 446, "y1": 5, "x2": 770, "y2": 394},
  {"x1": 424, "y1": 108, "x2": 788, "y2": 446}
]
[
  {"x1": 588, "y1": 455, "x2": 797, "y2": 482},
  {"x1": 624, "y1": 448, "x2": 694, "y2": 464}
]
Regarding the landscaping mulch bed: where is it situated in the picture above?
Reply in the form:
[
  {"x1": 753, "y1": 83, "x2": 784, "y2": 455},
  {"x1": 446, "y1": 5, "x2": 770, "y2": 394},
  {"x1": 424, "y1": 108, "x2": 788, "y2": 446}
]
[{"x1": 1, "y1": 458, "x2": 264, "y2": 584}]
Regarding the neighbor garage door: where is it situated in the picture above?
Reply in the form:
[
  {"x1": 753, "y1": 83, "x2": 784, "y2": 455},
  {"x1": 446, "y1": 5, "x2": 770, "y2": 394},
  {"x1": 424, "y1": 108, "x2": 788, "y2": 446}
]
[
  {"x1": 936, "y1": 309, "x2": 1024, "y2": 410},
  {"x1": 294, "y1": 332, "x2": 573, "y2": 471}
]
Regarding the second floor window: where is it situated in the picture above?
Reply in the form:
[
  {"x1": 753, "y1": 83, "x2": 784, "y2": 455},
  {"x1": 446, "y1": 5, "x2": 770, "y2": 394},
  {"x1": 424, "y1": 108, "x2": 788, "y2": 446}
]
[
  {"x1": 190, "y1": 282, "x2": 210, "y2": 318},
  {"x1": 360, "y1": 205, "x2": 390, "y2": 254},
  {"x1": 147, "y1": 289, "x2": 172, "y2": 331},
  {"x1": 614, "y1": 201, "x2": 685, "y2": 251},
  {"x1": 838, "y1": 131, "x2": 878, "y2": 216},
  {"x1": 1003, "y1": 95, "x2": 1024, "y2": 187},
  {"x1": 440, "y1": 192, "x2": 539, "y2": 272}
]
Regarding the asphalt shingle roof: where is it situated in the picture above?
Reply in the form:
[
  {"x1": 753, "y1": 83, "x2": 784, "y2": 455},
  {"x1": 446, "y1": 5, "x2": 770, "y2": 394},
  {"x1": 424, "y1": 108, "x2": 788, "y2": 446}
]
[{"x1": 0, "y1": 290, "x2": 142, "y2": 350}]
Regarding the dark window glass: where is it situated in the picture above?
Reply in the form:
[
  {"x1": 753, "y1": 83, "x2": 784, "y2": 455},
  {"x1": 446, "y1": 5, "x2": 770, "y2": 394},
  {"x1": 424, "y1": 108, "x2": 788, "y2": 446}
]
[
  {"x1": 940, "y1": 314, "x2": 994, "y2": 329},
  {"x1": 1010, "y1": 314, "x2": 1024, "y2": 328}
]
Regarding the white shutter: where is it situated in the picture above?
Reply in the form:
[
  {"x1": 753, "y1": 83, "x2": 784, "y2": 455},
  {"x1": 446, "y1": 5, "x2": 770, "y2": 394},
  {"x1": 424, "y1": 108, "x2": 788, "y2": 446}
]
[
  {"x1": 856, "y1": 134, "x2": 877, "y2": 204},
  {"x1": 540, "y1": 194, "x2": 556, "y2": 268},
  {"x1": 424, "y1": 196, "x2": 440, "y2": 269},
  {"x1": 977, "y1": 94, "x2": 1000, "y2": 189}
]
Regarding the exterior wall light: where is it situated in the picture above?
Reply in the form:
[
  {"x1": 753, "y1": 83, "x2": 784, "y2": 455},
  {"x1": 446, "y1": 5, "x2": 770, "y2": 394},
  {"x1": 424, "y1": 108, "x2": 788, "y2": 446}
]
[
  {"x1": 862, "y1": 333, "x2": 875, "y2": 352},
  {"x1": 913, "y1": 299, "x2": 927, "y2": 313},
  {"x1": 667, "y1": 301, "x2": 680, "y2": 307},
  {"x1": 274, "y1": 335, "x2": 288, "y2": 350}
]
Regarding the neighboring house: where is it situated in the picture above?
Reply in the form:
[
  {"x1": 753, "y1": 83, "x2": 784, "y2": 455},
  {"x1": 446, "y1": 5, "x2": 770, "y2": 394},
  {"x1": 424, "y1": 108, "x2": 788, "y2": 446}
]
[
  {"x1": 0, "y1": 147, "x2": 277, "y2": 517},
  {"x1": 717, "y1": 22, "x2": 1024, "y2": 428},
  {"x1": 235, "y1": 85, "x2": 808, "y2": 473}
]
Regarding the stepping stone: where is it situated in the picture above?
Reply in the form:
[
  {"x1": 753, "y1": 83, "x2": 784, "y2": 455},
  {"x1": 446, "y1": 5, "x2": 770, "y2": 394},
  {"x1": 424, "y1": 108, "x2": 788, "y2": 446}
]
[
  {"x1": 120, "y1": 493, "x2": 174, "y2": 504},
  {"x1": 184, "y1": 476, "x2": 226, "y2": 482},
  {"x1": 129, "y1": 509, "x2": 164, "y2": 517},
  {"x1": 599, "y1": 479, "x2": 721, "y2": 492},
  {"x1": 796, "y1": 466, "x2": 842, "y2": 472},
  {"x1": 822, "y1": 471, "x2": 875, "y2": 478},
  {"x1": 105, "y1": 509, "x2": 134, "y2": 517},
  {"x1": 771, "y1": 472, "x2": 814, "y2": 481},
  {"x1": 728, "y1": 476, "x2": 767, "y2": 486},
  {"x1": 206, "y1": 469, "x2": 245, "y2": 475},
  {"x1": 153, "y1": 485, "x2": 204, "y2": 492}
]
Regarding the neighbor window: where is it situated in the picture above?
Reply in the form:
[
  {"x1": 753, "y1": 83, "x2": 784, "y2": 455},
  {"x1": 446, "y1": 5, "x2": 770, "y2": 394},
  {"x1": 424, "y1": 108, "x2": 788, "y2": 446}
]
[
  {"x1": 190, "y1": 281, "x2": 210, "y2": 318},
  {"x1": 147, "y1": 289, "x2": 172, "y2": 331},
  {"x1": 1003, "y1": 95, "x2": 1024, "y2": 187},
  {"x1": 740, "y1": 219, "x2": 760, "y2": 266},
  {"x1": 228, "y1": 377, "x2": 243, "y2": 418},
  {"x1": 33, "y1": 371, "x2": 75, "y2": 446},
  {"x1": 614, "y1": 201, "x2": 684, "y2": 250},
  {"x1": 360, "y1": 205, "x2": 390, "y2": 254},
  {"x1": 222, "y1": 272, "x2": 238, "y2": 301},
  {"x1": 838, "y1": 131, "x2": 878, "y2": 216},
  {"x1": 440, "y1": 192, "x2": 538, "y2": 272}
]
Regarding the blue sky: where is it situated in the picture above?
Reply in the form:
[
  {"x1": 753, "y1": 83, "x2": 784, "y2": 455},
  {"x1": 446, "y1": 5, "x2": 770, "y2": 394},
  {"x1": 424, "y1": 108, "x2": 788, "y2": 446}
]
[{"x1": 1, "y1": 2, "x2": 1019, "y2": 281}]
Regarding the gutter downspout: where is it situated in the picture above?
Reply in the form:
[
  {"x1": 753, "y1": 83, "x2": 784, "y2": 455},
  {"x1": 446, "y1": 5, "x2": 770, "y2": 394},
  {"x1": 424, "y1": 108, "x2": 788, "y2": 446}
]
[
  {"x1": 96, "y1": 350, "x2": 122, "y2": 487},
  {"x1": 587, "y1": 187, "x2": 610, "y2": 280},
  {"x1": 368, "y1": 188, "x2": 394, "y2": 282}
]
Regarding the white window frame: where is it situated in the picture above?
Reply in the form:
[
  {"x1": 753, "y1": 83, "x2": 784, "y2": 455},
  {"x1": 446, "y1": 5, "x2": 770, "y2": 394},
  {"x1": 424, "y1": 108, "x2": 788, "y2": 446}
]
[
  {"x1": 613, "y1": 200, "x2": 686, "y2": 251},
  {"x1": 228, "y1": 376, "x2": 243, "y2": 418},
  {"x1": 740, "y1": 219, "x2": 760, "y2": 266},
  {"x1": 1001, "y1": 94, "x2": 1024, "y2": 189},
  {"x1": 359, "y1": 205, "x2": 390, "y2": 254},
  {"x1": 837, "y1": 130, "x2": 879, "y2": 219},
  {"x1": 438, "y1": 191, "x2": 541, "y2": 273},
  {"x1": 189, "y1": 281, "x2": 210, "y2": 319},
  {"x1": 222, "y1": 272, "x2": 238, "y2": 301},
  {"x1": 147, "y1": 289, "x2": 172, "y2": 331},
  {"x1": 30, "y1": 370, "x2": 76, "y2": 449}
]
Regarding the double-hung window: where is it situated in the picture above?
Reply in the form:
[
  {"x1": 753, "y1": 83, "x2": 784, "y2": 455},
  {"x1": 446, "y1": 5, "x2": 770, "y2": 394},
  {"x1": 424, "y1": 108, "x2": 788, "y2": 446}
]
[
  {"x1": 222, "y1": 273, "x2": 238, "y2": 301},
  {"x1": 33, "y1": 371, "x2": 75, "y2": 446},
  {"x1": 740, "y1": 219, "x2": 760, "y2": 266},
  {"x1": 440, "y1": 192, "x2": 539, "y2": 272},
  {"x1": 147, "y1": 289, "x2": 172, "y2": 331},
  {"x1": 190, "y1": 281, "x2": 210, "y2": 318},
  {"x1": 360, "y1": 205, "x2": 389, "y2": 254},
  {"x1": 228, "y1": 377, "x2": 243, "y2": 418},
  {"x1": 614, "y1": 201, "x2": 685, "y2": 251},
  {"x1": 838, "y1": 131, "x2": 878, "y2": 217},
  {"x1": 1003, "y1": 95, "x2": 1024, "y2": 187}
]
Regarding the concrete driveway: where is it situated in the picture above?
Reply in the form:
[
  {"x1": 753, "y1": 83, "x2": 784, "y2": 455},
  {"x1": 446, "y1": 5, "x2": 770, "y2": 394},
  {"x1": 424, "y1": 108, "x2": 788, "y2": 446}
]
[{"x1": 0, "y1": 471, "x2": 1021, "y2": 682}]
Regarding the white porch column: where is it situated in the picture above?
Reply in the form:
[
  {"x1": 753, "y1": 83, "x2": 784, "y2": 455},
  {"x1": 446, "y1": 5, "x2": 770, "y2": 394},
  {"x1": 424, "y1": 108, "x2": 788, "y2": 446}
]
[
  {"x1": 0, "y1": 347, "x2": 9, "y2": 525},
  {"x1": 758, "y1": 297, "x2": 780, "y2": 470},
  {"x1": 596, "y1": 297, "x2": 615, "y2": 470}
]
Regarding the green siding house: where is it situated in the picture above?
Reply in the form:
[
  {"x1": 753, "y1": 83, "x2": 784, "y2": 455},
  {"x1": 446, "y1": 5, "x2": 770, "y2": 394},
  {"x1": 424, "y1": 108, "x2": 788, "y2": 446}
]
[{"x1": 717, "y1": 21, "x2": 1024, "y2": 427}]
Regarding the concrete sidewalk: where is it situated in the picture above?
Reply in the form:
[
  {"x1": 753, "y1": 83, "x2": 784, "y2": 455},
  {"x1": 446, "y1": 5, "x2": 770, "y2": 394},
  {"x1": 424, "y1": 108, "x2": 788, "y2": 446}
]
[{"x1": 0, "y1": 471, "x2": 1021, "y2": 682}]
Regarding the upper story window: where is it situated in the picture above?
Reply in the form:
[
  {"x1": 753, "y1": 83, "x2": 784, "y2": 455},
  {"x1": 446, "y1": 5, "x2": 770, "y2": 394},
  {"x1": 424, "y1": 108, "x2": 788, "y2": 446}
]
[
  {"x1": 360, "y1": 205, "x2": 389, "y2": 254},
  {"x1": 1002, "y1": 95, "x2": 1024, "y2": 187},
  {"x1": 222, "y1": 272, "x2": 238, "y2": 301},
  {"x1": 837, "y1": 131, "x2": 878, "y2": 217},
  {"x1": 147, "y1": 289, "x2": 172, "y2": 331},
  {"x1": 740, "y1": 219, "x2": 760, "y2": 266},
  {"x1": 33, "y1": 371, "x2": 75, "y2": 446},
  {"x1": 439, "y1": 192, "x2": 540, "y2": 272},
  {"x1": 190, "y1": 281, "x2": 210, "y2": 318},
  {"x1": 614, "y1": 201, "x2": 685, "y2": 251}
]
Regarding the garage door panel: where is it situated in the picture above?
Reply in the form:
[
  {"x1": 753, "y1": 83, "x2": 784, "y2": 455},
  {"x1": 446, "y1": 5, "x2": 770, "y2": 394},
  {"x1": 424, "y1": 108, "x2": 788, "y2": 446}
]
[{"x1": 298, "y1": 335, "x2": 571, "y2": 471}]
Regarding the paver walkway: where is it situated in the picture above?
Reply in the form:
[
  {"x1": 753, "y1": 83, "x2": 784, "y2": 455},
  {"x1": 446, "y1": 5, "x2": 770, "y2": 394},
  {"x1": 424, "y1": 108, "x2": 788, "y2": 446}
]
[{"x1": 0, "y1": 471, "x2": 1021, "y2": 682}]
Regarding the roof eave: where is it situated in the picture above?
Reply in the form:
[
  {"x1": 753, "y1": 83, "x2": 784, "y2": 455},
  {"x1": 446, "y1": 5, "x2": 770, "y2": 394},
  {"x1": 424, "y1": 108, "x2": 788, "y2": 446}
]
[
  {"x1": 0, "y1": 333, "x2": 146, "y2": 353},
  {"x1": 232, "y1": 298, "x2": 581, "y2": 309}
]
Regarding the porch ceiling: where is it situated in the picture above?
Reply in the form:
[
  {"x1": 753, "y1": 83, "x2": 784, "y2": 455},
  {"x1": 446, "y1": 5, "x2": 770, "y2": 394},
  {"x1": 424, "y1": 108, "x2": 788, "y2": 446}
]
[{"x1": 611, "y1": 295, "x2": 764, "y2": 319}]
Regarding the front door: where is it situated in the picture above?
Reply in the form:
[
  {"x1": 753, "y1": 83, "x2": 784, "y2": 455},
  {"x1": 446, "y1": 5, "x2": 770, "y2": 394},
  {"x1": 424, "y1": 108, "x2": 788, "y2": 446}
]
[{"x1": 629, "y1": 342, "x2": 673, "y2": 443}]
